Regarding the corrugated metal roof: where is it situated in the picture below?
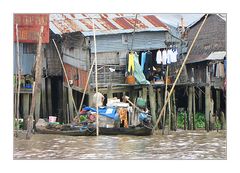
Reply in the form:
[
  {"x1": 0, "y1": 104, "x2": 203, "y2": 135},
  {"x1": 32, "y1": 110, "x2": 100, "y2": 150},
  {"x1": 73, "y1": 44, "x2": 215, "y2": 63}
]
[
  {"x1": 50, "y1": 14, "x2": 169, "y2": 36},
  {"x1": 187, "y1": 51, "x2": 226, "y2": 64},
  {"x1": 206, "y1": 51, "x2": 226, "y2": 60}
]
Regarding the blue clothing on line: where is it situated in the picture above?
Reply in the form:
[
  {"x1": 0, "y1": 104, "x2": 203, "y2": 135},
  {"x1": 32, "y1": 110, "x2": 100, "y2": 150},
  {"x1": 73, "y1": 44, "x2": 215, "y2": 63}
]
[{"x1": 141, "y1": 52, "x2": 146, "y2": 71}]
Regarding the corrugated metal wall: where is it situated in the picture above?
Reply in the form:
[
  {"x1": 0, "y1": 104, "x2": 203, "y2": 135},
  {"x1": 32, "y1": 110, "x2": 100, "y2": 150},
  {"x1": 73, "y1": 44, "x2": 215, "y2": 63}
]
[
  {"x1": 45, "y1": 41, "x2": 62, "y2": 76},
  {"x1": 14, "y1": 43, "x2": 35, "y2": 75},
  {"x1": 90, "y1": 31, "x2": 167, "y2": 53},
  {"x1": 63, "y1": 63, "x2": 88, "y2": 89},
  {"x1": 14, "y1": 42, "x2": 63, "y2": 76},
  {"x1": 62, "y1": 33, "x2": 89, "y2": 70}
]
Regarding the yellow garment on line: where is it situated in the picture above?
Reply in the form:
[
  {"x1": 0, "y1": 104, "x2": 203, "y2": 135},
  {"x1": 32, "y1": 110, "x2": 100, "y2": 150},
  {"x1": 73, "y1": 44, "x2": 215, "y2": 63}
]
[{"x1": 128, "y1": 53, "x2": 134, "y2": 73}]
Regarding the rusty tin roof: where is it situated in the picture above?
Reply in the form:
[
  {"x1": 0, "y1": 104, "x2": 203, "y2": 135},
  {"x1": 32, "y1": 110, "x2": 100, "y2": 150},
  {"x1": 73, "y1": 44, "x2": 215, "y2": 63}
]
[{"x1": 50, "y1": 14, "x2": 169, "y2": 36}]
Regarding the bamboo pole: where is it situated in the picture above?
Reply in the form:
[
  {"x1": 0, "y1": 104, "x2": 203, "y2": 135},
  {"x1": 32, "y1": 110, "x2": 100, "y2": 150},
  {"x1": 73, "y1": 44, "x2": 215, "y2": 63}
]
[
  {"x1": 15, "y1": 24, "x2": 20, "y2": 137},
  {"x1": 92, "y1": 18, "x2": 99, "y2": 136},
  {"x1": 26, "y1": 26, "x2": 44, "y2": 139},
  {"x1": 162, "y1": 65, "x2": 169, "y2": 135},
  {"x1": 193, "y1": 86, "x2": 196, "y2": 130},
  {"x1": 153, "y1": 14, "x2": 208, "y2": 132},
  {"x1": 168, "y1": 91, "x2": 171, "y2": 134},
  {"x1": 78, "y1": 52, "x2": 96, "y2": 112},
  {"x1": 52, "y1": 39, "x2": 78, "y2": 118}
]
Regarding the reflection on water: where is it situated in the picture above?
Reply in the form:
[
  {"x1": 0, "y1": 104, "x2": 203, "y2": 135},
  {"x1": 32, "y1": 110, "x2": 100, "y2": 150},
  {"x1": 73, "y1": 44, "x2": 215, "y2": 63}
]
[{"x1": 14, "y1": 130, "x2": 226, "y2": 159}]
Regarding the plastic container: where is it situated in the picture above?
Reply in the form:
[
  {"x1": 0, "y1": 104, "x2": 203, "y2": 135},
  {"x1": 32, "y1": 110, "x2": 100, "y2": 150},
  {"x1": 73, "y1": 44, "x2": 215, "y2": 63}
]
[
  {"x1": 126, "y1": 75, "x2": 135, "y2": 85},
  {"x1": 137, "y1": 98, "x2": 146, "y2": 108},
  {"x1": 49, "y1": 116, "x2": 57, "y2": 123}
]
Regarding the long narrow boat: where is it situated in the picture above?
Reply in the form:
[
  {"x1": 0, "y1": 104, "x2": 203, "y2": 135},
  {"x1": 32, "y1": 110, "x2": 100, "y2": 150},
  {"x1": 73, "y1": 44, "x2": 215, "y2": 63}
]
[{"x1": 36, "y1": 125, "x2": 152, "y2": 136}]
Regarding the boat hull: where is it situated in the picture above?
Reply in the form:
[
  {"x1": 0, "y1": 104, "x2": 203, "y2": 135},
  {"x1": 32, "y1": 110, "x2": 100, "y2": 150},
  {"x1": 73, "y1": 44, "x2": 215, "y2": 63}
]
[{"x1": 36, "y1": 126, "x2": 152, "y2": 136}]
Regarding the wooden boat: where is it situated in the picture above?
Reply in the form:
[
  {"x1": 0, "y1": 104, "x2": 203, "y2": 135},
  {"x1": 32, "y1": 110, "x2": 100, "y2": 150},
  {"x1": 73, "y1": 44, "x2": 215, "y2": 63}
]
[
  {"x1": 36, "y1": 126, "x2": 96, "y2": 136},
  {"x1": 36, "y1": 125, "x2": 152, "y2": 136},
  {"x1": 100, "y1": 126, "x2": 152, "y2": 136}
]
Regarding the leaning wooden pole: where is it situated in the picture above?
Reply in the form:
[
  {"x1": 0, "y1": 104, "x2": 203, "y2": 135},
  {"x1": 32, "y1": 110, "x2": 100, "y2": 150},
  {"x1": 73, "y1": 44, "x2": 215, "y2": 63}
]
[
  {"x1": 78, "y1": 55, "x2": 95, "y2": 112},
  {"x1": 26, "y1": 26, "x2": 44, "y2": 139},
  {"x1": 153, "y1": 14, "x2": 209, "y2": 132},
  {"x1": 15, "y1": 24, "x2": 21, "y2": 137},
  {"x1": 92, "y1": 18, "x2": 99, "y2": 136},
  {"x1": 162, "y1": 65, "x2": 169, "y2": 135},
  {"x1": 52, "y1": 39, "x2": 78, "y2": 117}
]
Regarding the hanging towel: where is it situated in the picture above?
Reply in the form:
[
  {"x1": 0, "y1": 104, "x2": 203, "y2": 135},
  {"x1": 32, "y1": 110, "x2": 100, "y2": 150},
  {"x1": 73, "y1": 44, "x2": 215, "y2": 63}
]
[
  {"x1": 171, "y1": 49, "x2": 178, "y2": 63},
  {"x1": 144, "y1": 51, "x2": 153, "y2": 78},
  {"x1": 219, "y1": 63, "x2": 225, "y2": 78},
  {"x1": 141, "y1": 52, "x2": 146, "y2": 71},
  {"x1": 133, "y1": 53, "x2": 150, "y2": 84},
  {"x1": 162, "y1": 50, "x2": 167, "y2": 65},
  {"x1": 166, "y1": 50, "x2": 171, "y2": 64},
  {"x1": 128, "y1": 52, "x2": 134, "y2": 73},
  {"x1": 156, "y1": 50, "x2": 162, "y2": 64}
]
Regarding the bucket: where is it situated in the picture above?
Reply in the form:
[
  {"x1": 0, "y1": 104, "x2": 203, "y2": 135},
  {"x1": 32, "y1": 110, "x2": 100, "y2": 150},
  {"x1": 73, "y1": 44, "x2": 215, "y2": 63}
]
[
  {"x1": 49, "y1": 116, "x2": 57, "y2": 123},
  {"x1": 137, "y1": 98, "x2": 146, "y2": 108},
  {"x1": 126, "y1": 75, "x2": 135, "y2": 85},
  {"x1": 165, "y1": 76, "x2": 171, "y2": 84}
]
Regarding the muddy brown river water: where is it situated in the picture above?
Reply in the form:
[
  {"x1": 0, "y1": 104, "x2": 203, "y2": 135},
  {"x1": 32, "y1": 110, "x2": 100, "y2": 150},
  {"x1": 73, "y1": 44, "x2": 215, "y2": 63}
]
[{"x1": 13, "y1": 130, "x2": 226, "y2": 160}]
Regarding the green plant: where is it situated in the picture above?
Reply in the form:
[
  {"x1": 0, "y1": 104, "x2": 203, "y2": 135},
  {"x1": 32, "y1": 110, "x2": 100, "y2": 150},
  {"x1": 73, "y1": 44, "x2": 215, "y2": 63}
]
[
  {"x1": 14, "y1": 119, "x2": 24, "y2": 130},
  {"x1": 195, "y1": 112, "x2": 205, "y2": 128},
  {"x1": 177, "y1": 112, "x2": 185, "y2": 129}
]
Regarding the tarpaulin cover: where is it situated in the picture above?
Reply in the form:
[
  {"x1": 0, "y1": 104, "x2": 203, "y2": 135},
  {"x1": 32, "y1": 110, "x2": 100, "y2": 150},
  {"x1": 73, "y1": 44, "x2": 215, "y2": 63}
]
[
  {"x1": 83, "y1": 107, "x2": 118, "y2": 120},
  {"x1": 133, "y1": 54, "x2": 150, "y2": 84}
]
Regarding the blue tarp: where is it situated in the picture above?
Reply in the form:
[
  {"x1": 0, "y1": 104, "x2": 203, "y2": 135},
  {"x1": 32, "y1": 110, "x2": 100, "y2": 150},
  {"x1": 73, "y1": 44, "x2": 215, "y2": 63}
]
[{"x1": 83, "y1": 106, "x2": 118, "y2": 120}]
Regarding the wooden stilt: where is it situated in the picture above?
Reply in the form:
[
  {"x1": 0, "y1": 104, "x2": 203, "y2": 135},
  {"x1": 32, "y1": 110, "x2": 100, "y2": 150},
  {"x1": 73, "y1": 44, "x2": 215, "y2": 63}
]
[
  {"x1": 184, "y1": 110, "x2": 187, "y2": 130},
  {"x1": 193, "y1": 86, "x2": 196, "y2": 130},
  {"x1": 23, "y1": 94, "x2": 30, "y2": 130},
  {"x1": 205, "y1": 86, "x2": 211, "y2": 132},
  {"x1": 47, "y1": 78, "x2": 52, "y2": 116},
  {"x1": 162, "y1": 66, "x2": 169, "y2": 135},
  {"x1": 210, "y1": 96, "x2": 214, "y2": 130},
  {"x1": 149, "y1": 84, "x2": 157, "y2": 126},
  {"x1": 142, "y1": 86, "x2": 147, "y2": 102},
  {"x1": 34, "y1": 90, "x2": 41, "y2": 122},
  {"x1": 68, "y1": 87, "x2": 74, "y2": 121},
  {"x1": 15, "y1": 24, "x2": 21, "y2": 136},
  {"x1": 132, "y1": 90, "x2": 138, "y2": 126},
  {"x1": 58, "y1": 79, "x2": 63, "y2": 122},
  {"x1": 172, "y1": 89, "x2": 177, "y2": 131},
  {"x1": 198, "y1": 88, "x2": 202, "y2": 112},
  {"x1": 63, "y1": 86, "x2": 67, "y2": 123},
  {"x1": 220, "y1": 111, "x2": 226, "y2": 130},
  {"x1": 188, "y1": 86, "x2": 193, "y2": 130},
  {"x1": 107, "y1": 84, "x2": 113, "y2": 99},
  {"x1": 216, "y1": 89, "x2": 221, "y2": 112},
  {"x1": 168, "y1": 92, "x2": 171, "y2": 134},
  {"x1": 41, "y1": 77, "x2": 47, "y2": 118},
  {"x1": 26, "y1": 26, "x2": 44, "y2": 139}
]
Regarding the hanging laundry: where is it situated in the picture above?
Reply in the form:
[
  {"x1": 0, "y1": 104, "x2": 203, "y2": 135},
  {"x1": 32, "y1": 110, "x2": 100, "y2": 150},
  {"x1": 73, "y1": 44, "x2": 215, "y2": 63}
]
[
  {"x1": 156, "y1": 50, "x2": 162, "y2": 64},
  {"x1": 141, "y1": 52, "x2": 147, "y2": 71},
  {"x1": 216, "y1": 63, "x2": 219, "y2": 78},
  {"x1": 118, "y1": 108, "x2": 128, "y2": 128},
  {"x1": 171, "y1": 49, "x2": 178, "y2": 63},
  {"x1": 224, "y1": 57, "x2": 227, "y2": 73},
  {"x1": 128, "y1": 52, "x2": 134, "y2": 73},
  {"x1": 143, "y1": 51, "x2": 153, "y2": 78},
  {"x1": 133, "y1": 53, "x2": 150, "y2": 84},
  {"x1": 162, "y1": 50, "x2": 168, "y2": 65},
  {"x1": 219, "y1": 62, "x2": 225, "y2": 78},
  {"x1": 166, "y1": 49, "x2": 171, "y2": 64}
]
